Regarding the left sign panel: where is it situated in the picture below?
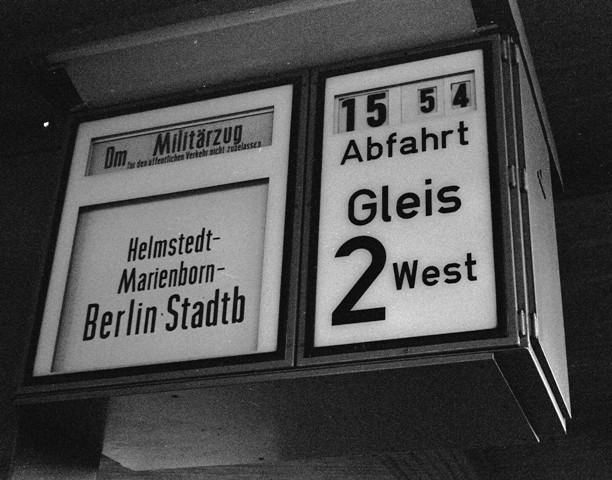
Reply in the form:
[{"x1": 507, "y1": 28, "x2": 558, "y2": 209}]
[{"x1": 32, "y1": 83, "x2": 297, "y2": 377}]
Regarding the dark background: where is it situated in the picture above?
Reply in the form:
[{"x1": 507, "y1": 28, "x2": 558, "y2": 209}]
[{"x1": 1, "y1": 0, "x2": 610, "y2": 478}]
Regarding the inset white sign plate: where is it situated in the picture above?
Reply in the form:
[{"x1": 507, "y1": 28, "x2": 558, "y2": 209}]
[
  {"x1": 315, "y1": 49, "x2": 497, "y2": 348},
  {"x1": 53, "y1": 181, "x2": 268, "y2": 372},
  {"x1": 34, "y1": 84, "x2": 294, "y2": 375}
]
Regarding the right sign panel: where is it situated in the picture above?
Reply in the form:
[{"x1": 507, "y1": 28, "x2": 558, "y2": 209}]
[{"x1": 313, "y1": 48, "x2": 499, "y2": 349}]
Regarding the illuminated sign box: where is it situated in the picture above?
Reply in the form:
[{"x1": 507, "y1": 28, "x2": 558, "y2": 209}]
[
  {"x1": 302, "y1": 40, "x2": 516, "y2": 361},
  {"x1": 19, "y1": 36, "x2": 569, "y2": 436},
  {"x1": 30, "y1": 79, "x2": 303, "y2": 381}
]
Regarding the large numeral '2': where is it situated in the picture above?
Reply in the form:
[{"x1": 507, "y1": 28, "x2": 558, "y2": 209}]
[{"x1": 332, "y1": 236, "x2": 387, "y2": 325}]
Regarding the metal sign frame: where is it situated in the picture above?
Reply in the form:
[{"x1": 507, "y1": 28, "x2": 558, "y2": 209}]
[
  {"x1": 18, "y1": 36, "x2": 539, "y2": 396},
  {"x1": 19, "y1": 73, "x2": 308, "y2": 395},
  {"x1": 299, "y1": 36, "x2": 522, "y2": 365}
]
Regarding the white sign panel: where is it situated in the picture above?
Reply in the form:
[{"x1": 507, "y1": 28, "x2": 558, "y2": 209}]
[
  {"x1": 34, "y1": 84, "x2": 294, "y2": 375},
  {"x1": 314, "y1": 49, "x2": 498, "y2": 348}
]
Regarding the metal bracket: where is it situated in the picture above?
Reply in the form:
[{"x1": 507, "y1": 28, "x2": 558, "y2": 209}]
[
  {"x1": 511, "y1": 41, "x2": 520, "y2": 65},
  {"x1": 501, "y1": 38, "x2": 510, "y2": 62},
  {"x1": 509, "y1": 164, "x2": 518, "y2": 188},
  {"x1": 531, "y1": 312, "x2": 539, "y2": 339},
  {"x1": 519, "y1": 310, "x2": 528, "y2": 337},
  {"x1": 501, "y1": 36, "x2": 519, "y2": 65},
  {"x1": 520, "y1": 167, "x2": 528, "y2": 192}
]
